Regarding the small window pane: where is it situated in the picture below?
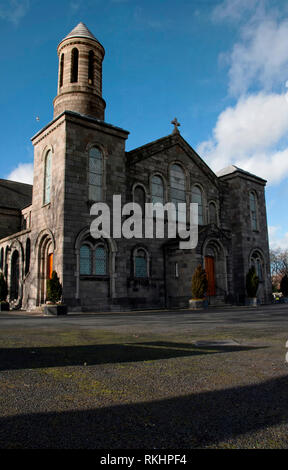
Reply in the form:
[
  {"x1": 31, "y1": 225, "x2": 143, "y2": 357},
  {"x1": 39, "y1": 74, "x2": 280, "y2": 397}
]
[
  {"x1": 80, "y1": 245, "x2": 92, "y2": 275},
  {"x1": 95, "y1": 246, "x2": 106, "y2": 275},
  {"x1": 152, "y1": 176, "x2": 164, "y2": 204},
  {"x1": 89, "y1": 147, "x2": 103, "y2": 201}
]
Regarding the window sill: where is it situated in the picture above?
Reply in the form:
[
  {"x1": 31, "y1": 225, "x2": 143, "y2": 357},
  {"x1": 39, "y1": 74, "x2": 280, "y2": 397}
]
[{"x1": 80, "y1": 275, "x2": 109, "y2": 281}]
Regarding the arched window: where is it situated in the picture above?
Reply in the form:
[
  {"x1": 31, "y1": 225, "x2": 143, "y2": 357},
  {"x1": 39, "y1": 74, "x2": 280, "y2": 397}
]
[
  {"x1": 25, "y1": 238, "x2": 31, "y2": 275},
  {"x1": 192, "y1": 185, "x2": 204, "y2": 225},
  {"x1": 95, "y1": 245, "x2": 107, "y2": 275},
  {"x1": 209, "y1": 202, "x2": 217, "y2": 225},
  {"x1": 251, "y1": 251, "x2": 263, "y2": 281},
  {"x1": 80, "y1": 242, "x2": 107, "y2": 276},
  {"x1": 170, "y1": 164, "x2": 186, "y2": 222},
  {"x1": 88, "y1": 50, "x2": 94, "y2": 85},
  {"x1": 250, "y1": 192, "x2": 258, "y2": 231},
  {"x1": 43, "y1": 150, "x2": 52, "y2": 205},
  {"x1": 59, "y1": 53, "x2": 64, "y2": 88},
  {"x1": 89, "y1": 147, "x2": 103, "y2": 201},
  {"x1": 133, "y1": 185, "x2": 146, "y2": 212},
  {"x1": 71, "y1": 48, "x2": 79, "y2": 83},
  {"x1": 80, "y1": 245, "x2": 92, "y2": 275},
  {"x1": 151, "y1": 175, "x2": 164, "y2": 204},
  {"x1": 134, "y1": 248, "x2": 148, "y2": 278}
]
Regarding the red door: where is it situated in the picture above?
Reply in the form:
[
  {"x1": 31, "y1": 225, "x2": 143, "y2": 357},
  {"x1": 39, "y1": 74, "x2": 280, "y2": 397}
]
[{"x1": 205, "y1": 256, "x2": 216, "y2": 296}]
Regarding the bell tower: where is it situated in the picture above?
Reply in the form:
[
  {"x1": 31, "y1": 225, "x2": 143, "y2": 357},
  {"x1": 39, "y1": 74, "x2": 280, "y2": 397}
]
[{"x1": 53, "y1": 22, "x2": 106, "y2": 120}]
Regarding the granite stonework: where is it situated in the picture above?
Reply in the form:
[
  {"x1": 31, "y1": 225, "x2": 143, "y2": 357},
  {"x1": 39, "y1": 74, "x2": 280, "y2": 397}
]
[{"x1": 0, "y1": 23, "x2": 272, "y2": 312}]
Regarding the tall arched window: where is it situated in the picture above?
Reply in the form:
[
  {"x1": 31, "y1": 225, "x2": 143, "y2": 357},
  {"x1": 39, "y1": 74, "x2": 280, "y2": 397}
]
[
  {"x1": 59, "y1": 53, "x2": 64, "y2": 88},
  {"x1": 250, "y1": 192, "x2": 258, "y2": 231},
  {"x1": 80, "y1": 245, "x2": 92, "y2": 275},
  {"x1": 251, "y1": 251, "x2": 263, "y2": 281},
  {"x1": 0, "y1": 248, "x2": 3, "y2": 270},
  {"x1": 71, "y1": 48, "x2": 79, "y2": 83},
  {"x1": 134, "y1": 248, "x2": 148, "y2": 278},
  {"x1": 43, "y1": 150, "x2": 52, "y2": 205},
  {"x1": 209, "y1": 202, "x2": 217, "y2": 225},
  {"x1": 192, "y1": 185, "x2": 204, "y2": 225},
  {"x1": 133, "y1": 185, "x2": 146, "y2": 213},
  {"x1": 151, "y1": 175, "x2": 164, "y2": 204},
  {"x1": 89, "y1": 147, "x2": 103, "y2": 201},
  {"x1": 170, "y1": 164, "x2": 186, "y2": 222},
  {"x1": 88, "y1": 50, "x2": 94, "y2": 85}
]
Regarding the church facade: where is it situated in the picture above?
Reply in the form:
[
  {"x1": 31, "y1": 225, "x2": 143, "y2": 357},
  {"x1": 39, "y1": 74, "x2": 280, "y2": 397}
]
[{"x1": 0, "y1": 23, "x2": 272, "y2": 311}]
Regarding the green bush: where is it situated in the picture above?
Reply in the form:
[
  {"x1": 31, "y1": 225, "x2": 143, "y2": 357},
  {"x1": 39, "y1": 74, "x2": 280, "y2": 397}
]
[
  {"x1": 191, "y1": 264, "x2": 208, "y2": 299},
  {"x1": 280, "y1": 274, "x2": 288, "y2": 297},
  {"x1": 0, "y1": 273, "x2": 8, "y2": 302},
  {"x1": 246, "y1": 266, "x2": 259, "y2": 298},
  {"x1": 46, "y1": 271, "x2": 62, "y2": 304}
]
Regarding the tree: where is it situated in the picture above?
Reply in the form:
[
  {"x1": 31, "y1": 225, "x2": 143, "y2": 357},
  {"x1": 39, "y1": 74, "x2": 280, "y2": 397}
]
[
  {"x1": 46, "y1": 271, "x2": 62, "y2": 304},
  {"x1": 191, "y1": 264, "x2": 208, "y2": 299},
  {"x1": 280, "y1": 274, "x2": 288, "y2": 297},
  {"x1": 0, "y1": 273, "x2": 8, "y2": 302},
  {"x1": 246, "y1": 266, "x2": 259, "y2": 298},
  {"x1": 270, "y1": 248, "x2": 288, "y2": 291}
]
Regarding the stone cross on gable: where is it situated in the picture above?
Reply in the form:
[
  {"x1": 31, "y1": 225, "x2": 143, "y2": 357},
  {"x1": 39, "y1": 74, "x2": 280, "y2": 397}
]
[{"x1": 171, "y1": 117, "x2": 180, "y2": 134}]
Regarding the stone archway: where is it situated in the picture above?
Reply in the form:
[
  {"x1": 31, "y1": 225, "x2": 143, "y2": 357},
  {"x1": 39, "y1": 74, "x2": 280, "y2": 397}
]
[{"x1": 35, "y1": 230, "x2": 55, "y2": 305}]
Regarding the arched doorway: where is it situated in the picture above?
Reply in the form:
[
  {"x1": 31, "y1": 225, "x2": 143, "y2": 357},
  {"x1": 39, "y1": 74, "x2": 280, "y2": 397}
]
[
  {"x1": 10, "y1": 250, "x2": 20, "y2": 301},
  {"x1": 203, "y1": 239, "x2": 228, "y2": 304},
  {"x1": 36, "y1": 231, "x2": 55, "y2": 305}
]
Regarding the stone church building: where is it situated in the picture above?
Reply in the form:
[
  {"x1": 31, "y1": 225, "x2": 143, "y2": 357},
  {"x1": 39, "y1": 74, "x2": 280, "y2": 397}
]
[{"x1": 0, "y1": 23, "x2": 271, "y2": 311}]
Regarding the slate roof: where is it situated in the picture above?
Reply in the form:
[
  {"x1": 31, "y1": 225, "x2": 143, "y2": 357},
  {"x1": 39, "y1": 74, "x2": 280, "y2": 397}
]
[
  {"x1": 62, "y1": 22, "x2": 100, "y2": 44},
  {"x1": 216, "y1": 165, "x2": 266, "y2": 182},
  {"x1": 0, "y1": 179, "x2": 32, "y2": 210}
]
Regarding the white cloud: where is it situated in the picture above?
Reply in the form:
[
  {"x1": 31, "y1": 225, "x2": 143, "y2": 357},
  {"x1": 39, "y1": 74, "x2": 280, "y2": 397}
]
[
  {"x1": 228, "y1": 18, "x2": 288, "y2": 96},
  {"x1": 0, "y1": 0, "x2": 30, "y2": 25},
  {"x1": 7, "y1": 163, "x2": 33, "y2": 185},
  {"x1": 268, "y1": 226, "x2": 288, "y2": 250},
  {"x1": 212, "y1": 0, "x2": 262, "y2": 23},
  {"x1": 197, "y1": 92, "x2": 288, "y2": 183}
]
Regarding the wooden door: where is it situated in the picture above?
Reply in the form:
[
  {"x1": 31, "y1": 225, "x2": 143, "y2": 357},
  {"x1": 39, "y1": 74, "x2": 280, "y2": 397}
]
[
  {"x1": 205, "y1": 256, "x2": 216, "y2": 296},
  {"x1": 47, "y1": 253, "x2": 53, "y2": 280}
]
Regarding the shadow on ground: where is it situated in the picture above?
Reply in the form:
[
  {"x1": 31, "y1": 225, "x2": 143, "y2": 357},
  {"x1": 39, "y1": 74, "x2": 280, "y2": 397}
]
[
  {"x1": 0, "y1": 341, "x2": 264, "y2": 371},
  {"x1": 0, "y1": 375, "x2": 287, "y2": 448}
]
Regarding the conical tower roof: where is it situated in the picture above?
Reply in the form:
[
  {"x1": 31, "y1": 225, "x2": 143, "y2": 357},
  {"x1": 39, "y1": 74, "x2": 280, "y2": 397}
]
[{"x1": 62, "y1": 22, "x2": 100, "y2": 44}]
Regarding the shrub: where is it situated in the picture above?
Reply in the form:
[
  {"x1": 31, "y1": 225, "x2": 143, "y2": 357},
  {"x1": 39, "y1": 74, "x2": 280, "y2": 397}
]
[
  {"x1": 246, "y1": 266, "x2": 259, "y2": 298},
  {"x1": 0, "y1": 273, "x2": 8, "y2": 302},
  {"x1": 280, "y1": 274, "x2": 288, "y2": 297},
  {"x1": 191, "y1": 264, "x2": 208, "y2": 299},
  {"x1": 46, "y1": 271, "x2": 62, "y2": 304}
]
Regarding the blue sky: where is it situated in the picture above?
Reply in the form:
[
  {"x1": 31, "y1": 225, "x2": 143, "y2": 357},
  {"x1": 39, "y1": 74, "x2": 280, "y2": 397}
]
[{"x1": 1, "y1": 0, "x2": 288, "y2": 249}]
